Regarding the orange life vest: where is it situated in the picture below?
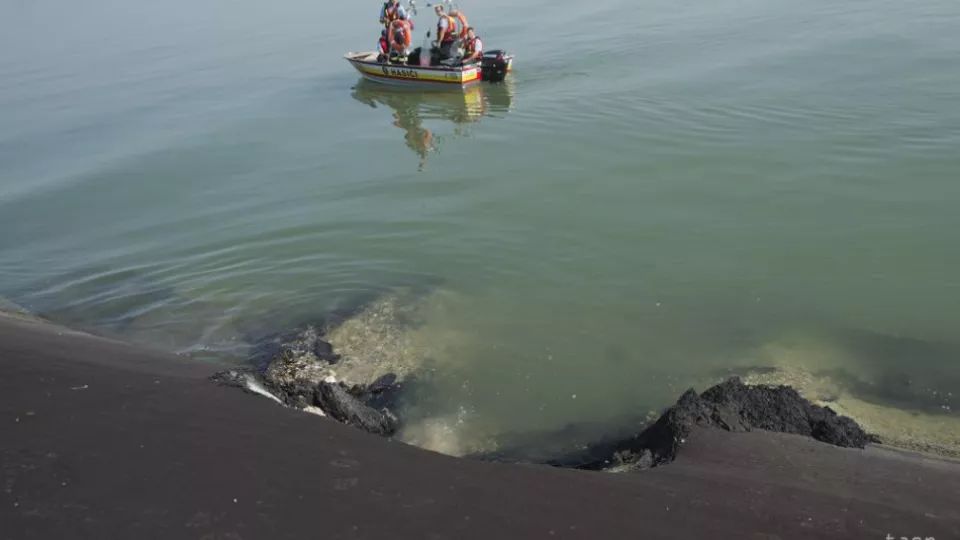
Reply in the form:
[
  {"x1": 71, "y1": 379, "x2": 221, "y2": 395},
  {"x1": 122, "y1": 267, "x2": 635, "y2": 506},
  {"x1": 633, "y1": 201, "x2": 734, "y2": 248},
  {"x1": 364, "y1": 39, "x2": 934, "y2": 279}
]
[
  {"x1": 388, "y1": 20, "x2": 412, "y2": 51},
  {"x1": 464, "y1": 36, "x2": 481, "y2": 56},
  {"x1": 383, "y1": 2, "x2": 400, "y2": 23}
]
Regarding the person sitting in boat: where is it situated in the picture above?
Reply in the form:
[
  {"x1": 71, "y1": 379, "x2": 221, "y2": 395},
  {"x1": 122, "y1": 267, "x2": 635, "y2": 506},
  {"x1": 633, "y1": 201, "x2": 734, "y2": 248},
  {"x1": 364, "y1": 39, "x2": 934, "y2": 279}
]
[
  {"x1": 432, "y1": 5, "x2": 458, "y2": 62},
  {"x1": 461, "y1": 27, "x2": 483, "y2": 64},
  {"x1": 376, "y1": 30, "x2": 390, "y2": 62},
  {"x1": 376, "y1": 20, "x2": 412, "y2": 63},
  {"x1": 379, "y1": 0, "x2": 410, "y2": 29}
]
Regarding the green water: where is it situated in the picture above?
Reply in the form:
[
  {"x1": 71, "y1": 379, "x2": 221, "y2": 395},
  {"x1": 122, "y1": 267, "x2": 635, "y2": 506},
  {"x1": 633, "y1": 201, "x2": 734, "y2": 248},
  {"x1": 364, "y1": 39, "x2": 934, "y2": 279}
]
[{"x1": 2, "y1": 0, "x2": 959, "y2": 450}]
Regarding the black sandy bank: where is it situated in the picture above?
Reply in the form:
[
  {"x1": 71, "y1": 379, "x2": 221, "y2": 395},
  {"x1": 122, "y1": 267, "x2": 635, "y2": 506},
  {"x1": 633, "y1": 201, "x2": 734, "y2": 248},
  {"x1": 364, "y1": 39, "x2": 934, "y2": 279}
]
[{"x1": 2, "y1": 312, "x2": 959, "y2": 539}]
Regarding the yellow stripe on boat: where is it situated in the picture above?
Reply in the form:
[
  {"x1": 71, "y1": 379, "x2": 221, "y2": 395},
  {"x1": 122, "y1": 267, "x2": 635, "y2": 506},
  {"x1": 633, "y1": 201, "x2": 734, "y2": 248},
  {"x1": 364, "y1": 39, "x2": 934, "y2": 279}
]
[
  {"x1": 344, "y1": 52, "x2": 485, "y2": 88},
  {"x1": 354, "y1": 62, "x2": 479, "y2": 84}
]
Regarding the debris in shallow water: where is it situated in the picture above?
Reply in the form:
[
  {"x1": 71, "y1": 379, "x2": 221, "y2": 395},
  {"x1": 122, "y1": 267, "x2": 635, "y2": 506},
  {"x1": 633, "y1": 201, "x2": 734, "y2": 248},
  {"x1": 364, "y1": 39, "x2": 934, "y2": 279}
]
[
  {"x1": 243, "y1": 377, "x2": 284, "y2": 405},
  {"x1": 572, "y1": 394, "x2": 577, "y2": 400}
]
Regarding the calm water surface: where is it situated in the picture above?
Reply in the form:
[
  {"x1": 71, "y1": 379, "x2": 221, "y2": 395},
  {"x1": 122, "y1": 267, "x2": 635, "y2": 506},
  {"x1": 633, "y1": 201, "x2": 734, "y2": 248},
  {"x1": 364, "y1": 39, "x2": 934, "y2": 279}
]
[{"x1": 2, "y1": 0, "x2": 959, "y2": 447}]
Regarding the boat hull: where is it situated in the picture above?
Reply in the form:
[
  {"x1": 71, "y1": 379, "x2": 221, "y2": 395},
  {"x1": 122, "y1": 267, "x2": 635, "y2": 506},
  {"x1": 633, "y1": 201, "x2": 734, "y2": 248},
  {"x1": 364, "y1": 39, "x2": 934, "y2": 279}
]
[{"x1": 345, "y1": 52, "x2": 481, "y2": 89}]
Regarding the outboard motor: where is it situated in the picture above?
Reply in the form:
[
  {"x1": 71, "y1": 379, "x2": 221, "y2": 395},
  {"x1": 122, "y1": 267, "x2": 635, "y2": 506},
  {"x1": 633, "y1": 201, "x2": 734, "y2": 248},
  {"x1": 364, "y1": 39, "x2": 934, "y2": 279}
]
[{"x1": 480, "y1": 50, "x2": 509, "y2": 83}]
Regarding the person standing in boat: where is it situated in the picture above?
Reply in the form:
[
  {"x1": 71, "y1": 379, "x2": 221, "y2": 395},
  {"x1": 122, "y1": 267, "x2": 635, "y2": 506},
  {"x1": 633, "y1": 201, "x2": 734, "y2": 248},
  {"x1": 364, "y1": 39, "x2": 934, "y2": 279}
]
[
  {"x1": 432, "y1": 5, "x2": 458, "y2": 61},
  {"x1": 379, "y1": 0, "x2": 411, "y2": 29},
  {"x1": 461, "y1": 27, "x2": 483, "y2": 64}
]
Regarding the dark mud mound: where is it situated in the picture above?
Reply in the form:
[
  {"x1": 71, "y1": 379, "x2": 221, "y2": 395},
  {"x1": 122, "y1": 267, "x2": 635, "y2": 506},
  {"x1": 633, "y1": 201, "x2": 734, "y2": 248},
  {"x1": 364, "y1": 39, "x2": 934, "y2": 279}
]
[
  {"x1": 700, "y1": 376, "x2": 876, "y2": 446},
  {"x1": 212, "y1": 323, "x2": 416, "y2": 438},
  {"x1": 556, "y1": 377, "x2": 878, "y2": 472},
  {"x1": 315, "y1": 382, "x2": 399, "y2": 436},
  {"x1": 473, "y1": 377, "x2": 878, "y2": 472},
  {"x1": 212, "y1": 367, "x2": 402, "y2": 437}
]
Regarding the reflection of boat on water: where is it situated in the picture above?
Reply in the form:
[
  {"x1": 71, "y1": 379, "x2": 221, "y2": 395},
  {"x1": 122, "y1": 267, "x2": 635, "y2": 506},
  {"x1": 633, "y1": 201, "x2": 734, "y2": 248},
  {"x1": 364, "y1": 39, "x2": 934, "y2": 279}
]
[{"x1": 351, "y1": 78, "x2": 514, "y2": 170}]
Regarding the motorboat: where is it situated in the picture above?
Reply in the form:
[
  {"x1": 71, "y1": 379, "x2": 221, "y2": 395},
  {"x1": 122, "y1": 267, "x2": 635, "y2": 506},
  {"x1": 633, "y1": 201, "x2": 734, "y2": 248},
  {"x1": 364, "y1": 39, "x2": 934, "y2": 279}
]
[{"x1": 345, "y1": 1, "x2": 514, "y2": 89}]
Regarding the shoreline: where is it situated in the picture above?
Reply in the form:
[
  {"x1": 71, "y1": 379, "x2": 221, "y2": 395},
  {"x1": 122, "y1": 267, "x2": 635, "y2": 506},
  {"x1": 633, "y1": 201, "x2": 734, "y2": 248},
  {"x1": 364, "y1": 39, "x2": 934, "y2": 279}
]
[
  {"x1": 4, "y1": 300, "x2": 959, "y2": 461},
  {"x1": 206, "y1": 300, "x2": 960, "y2": 464},
  {"x1": 7, "y1": 283, "x2": 960, "y2": 462},
  {"x1": 3, "y1": 310, "x2": 960, "y2": 537}
]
